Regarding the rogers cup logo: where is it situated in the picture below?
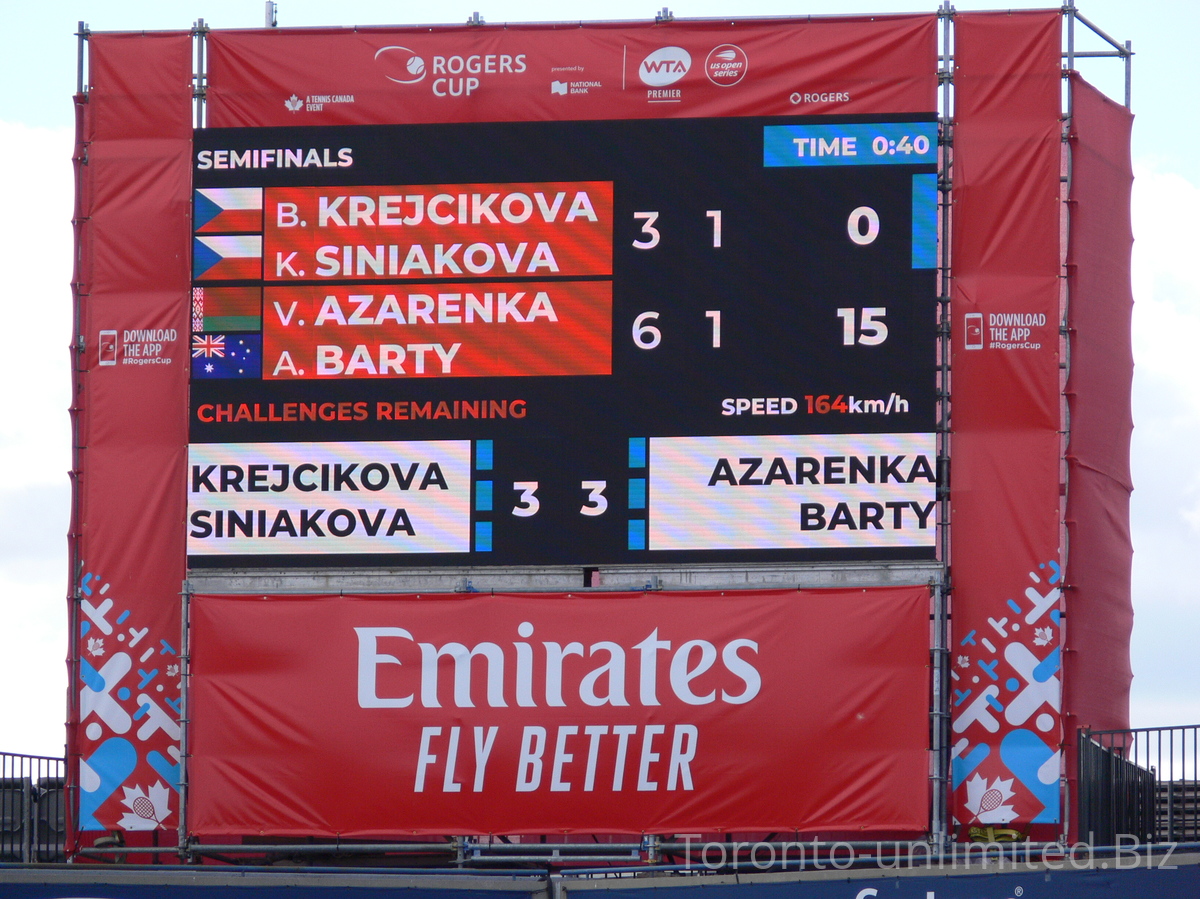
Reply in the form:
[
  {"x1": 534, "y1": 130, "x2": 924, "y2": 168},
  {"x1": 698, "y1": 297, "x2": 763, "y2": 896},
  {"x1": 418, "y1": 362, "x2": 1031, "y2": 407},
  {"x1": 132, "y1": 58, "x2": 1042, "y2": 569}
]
[
  {"x1": 639, "y1": 46, "x2": 691, "y2": 86},
  {"x1": 705, "y1": 44, "x2": 747, "y2": 86},
  {"x1": 375, "y1": 46, "x2": 427, "y2": 84}
]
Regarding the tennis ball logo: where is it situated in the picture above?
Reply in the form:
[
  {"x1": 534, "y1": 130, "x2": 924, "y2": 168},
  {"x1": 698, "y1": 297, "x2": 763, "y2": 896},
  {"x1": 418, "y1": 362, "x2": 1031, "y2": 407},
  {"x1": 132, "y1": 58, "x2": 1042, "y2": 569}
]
[{"x1": 375, "y1": 46, "x2": 428, "y2": 84}]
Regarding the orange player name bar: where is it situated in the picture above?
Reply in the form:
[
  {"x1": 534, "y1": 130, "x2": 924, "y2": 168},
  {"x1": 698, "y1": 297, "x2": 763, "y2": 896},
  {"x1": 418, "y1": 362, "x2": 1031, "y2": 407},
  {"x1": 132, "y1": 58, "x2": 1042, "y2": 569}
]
[
  {"x1": 263, "y1": 281, "x2": 612, "y2": 379},
  {"x1": 264, "y1": 181, "x2": 613, "y2": 281}
]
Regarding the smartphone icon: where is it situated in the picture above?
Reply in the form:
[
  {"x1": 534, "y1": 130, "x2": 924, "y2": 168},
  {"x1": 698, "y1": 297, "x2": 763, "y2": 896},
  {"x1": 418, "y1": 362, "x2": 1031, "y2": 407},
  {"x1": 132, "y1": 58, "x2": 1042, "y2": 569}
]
[
  {"x1": 964, "y1": 313, "x2": 984, "y2": 350},
  {"x1": 98, "y1": 330, "x2": 118, "y2": 366}
]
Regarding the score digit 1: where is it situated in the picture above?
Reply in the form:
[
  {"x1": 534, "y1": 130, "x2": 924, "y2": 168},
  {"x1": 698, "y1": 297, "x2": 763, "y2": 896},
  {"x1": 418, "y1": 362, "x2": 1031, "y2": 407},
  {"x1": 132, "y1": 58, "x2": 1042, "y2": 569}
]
[
  {"x1": 707, "y1": 210, "x2": 722, "y2": 248},
  {"x1": 706, "y1": 310, "x2": 721, "y2": 347}
]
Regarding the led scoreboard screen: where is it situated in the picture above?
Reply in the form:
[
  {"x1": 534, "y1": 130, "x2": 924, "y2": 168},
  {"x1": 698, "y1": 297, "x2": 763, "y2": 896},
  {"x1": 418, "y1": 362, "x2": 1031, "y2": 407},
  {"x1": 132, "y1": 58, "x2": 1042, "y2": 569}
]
[{"x1": 188, "y1": 116, "x2": 938, "y2": 567}]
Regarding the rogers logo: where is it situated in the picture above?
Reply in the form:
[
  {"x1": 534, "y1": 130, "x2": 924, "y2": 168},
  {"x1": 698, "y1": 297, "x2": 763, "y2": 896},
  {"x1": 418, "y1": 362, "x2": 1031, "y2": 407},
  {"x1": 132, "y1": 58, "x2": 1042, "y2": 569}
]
[
  {"x1": 375, "y1": 46, "x2": 427, "y2": 84},
  {"x1": 376, "y1": 47, "x2": 528, "y2": 97},
  {"x1": 639, "y1": 46, "x2": 691, "y2": 87},
  {"x1": 705, "y1": 44, "x2": 747, "y2": 86}
]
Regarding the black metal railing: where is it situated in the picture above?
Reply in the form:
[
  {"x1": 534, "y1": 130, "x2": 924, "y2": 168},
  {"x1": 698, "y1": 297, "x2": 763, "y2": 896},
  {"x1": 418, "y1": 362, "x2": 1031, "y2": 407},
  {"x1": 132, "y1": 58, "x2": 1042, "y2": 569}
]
[
  {"x1": 1079, "y1": 724, "x2": 1200, "y2": 845},
  {"x1": 0, "y1": 753, "x2": 66, "y2": 863}
]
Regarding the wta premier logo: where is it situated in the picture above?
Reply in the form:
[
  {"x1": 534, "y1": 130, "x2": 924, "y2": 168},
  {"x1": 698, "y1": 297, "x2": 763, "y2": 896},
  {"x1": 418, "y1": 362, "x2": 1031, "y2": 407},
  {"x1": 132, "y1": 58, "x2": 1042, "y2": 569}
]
[{"x1": 639, "y1": 46, "x2": 691, "y2": 86}]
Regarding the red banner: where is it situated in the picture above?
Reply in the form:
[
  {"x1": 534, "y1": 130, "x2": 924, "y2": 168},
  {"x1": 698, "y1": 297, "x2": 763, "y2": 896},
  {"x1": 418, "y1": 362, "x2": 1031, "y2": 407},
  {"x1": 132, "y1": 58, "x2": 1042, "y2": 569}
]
[
  {"x1": 948, "y1": 11, "x2": 1065, "y2": 832},
  {"x1": 73, "y1": 33, "x2": 193, "y2": 840},
  {"x1": 1062, "y1": 75, "x2": 1135, "y2": 831},
  {"x1": 206, "y1": 17, "x2": 937, "y2": 127},
  {"x1": 187, "y1": 587, "x2": 931, "y2": 836}
]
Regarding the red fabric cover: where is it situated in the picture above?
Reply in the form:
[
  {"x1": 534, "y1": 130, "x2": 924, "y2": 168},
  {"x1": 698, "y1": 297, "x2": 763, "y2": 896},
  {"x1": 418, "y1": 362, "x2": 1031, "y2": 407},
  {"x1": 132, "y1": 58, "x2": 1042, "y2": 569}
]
[
  {"x1": 71, "y1": 32, "x2": 192, "y2": 841},
  {"x1": 206, "y1": 17, "x2": 936, "y2": 126},
  {"x1": 86, "y1": 33, "x2": 194, "y2": 141},
  {"x1": 188, "y1": 588, "x2": 931, "y2": 836},
  {"x1": 949, "y1": 11, "x2": 1065, "y2": 830},
  {"x1": 1062, "y1": 74, "x2": 1135, "y2": 826}
]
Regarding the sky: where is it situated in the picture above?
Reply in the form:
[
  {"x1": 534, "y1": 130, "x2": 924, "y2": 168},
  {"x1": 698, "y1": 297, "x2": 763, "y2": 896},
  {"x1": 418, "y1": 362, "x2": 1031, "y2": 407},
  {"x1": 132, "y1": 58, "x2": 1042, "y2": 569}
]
[{"x1": 0, "y1": 0, "x2": 1196, "y2": 758}]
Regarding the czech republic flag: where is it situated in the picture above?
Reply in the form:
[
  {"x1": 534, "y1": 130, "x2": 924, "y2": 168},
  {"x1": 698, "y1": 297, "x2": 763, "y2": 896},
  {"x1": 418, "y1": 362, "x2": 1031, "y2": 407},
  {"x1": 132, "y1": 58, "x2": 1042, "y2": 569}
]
[
  {"x1": 194, "y1": 187, "x2": 263, "y2": 233},
  {"x1": 193, "y1": 235, "x2": 263, "y2": 281}
]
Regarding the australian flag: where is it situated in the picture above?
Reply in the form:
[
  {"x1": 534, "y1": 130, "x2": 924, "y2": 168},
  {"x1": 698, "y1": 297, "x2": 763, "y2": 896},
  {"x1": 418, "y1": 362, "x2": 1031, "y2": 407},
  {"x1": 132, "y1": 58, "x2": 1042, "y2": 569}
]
[{"x1": 192, "y1": 333, "x2": 261, "y2": 379}]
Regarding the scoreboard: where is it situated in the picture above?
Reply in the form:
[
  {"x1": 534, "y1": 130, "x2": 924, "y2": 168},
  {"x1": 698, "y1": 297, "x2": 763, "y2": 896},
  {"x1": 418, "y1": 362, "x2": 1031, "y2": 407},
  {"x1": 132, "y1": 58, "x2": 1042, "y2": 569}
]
[{"x1": 188, "y1": 115, "x2": 938, "y2": 567}]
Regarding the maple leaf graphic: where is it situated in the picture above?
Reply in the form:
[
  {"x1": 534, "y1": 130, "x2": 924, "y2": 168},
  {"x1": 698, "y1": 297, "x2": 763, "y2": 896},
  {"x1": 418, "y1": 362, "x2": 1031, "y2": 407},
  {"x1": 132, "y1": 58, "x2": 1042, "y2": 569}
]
[
  {"x1": 117, "y1": 782, "x2": 172, "y2": 830},
  {"x1": 964, "y1": 773, "x2": 1018, "y2": 824}
]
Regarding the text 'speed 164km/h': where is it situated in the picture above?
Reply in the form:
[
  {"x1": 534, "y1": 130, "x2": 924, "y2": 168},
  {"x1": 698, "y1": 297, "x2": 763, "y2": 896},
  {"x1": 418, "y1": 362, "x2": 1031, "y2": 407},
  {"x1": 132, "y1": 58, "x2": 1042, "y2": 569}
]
[{"x1": 188, "y1": 116, "x2": 938, "y2": 567}]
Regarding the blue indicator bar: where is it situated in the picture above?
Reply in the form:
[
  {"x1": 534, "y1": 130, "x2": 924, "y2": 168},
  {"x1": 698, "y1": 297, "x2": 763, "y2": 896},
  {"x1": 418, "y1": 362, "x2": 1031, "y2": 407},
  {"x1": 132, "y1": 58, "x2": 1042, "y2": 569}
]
[
  {"x1": 475, "y1": 521, "x2": 492, "y2": 552},
  {"x1": 475, "y1": 480, "x2": 493, "y2": 512},
  {"x1": 628, "y1": 437, "x2": 647, "y2": 468},
  {"x1": 475, "y1": 439, "x2": 493, "y2": 470},
  {"x1": 911, "y1": 173, "x2": 938, "y2": 268},
  {"x1": 628, "y1": 478, "x2": 646, "y2": 510},
  {"x1": 764, "y1": 122, "x2": 938, "y2": 167},
  {"x1": 628, "y1": 520, "x2": 646, "y2": 551}
]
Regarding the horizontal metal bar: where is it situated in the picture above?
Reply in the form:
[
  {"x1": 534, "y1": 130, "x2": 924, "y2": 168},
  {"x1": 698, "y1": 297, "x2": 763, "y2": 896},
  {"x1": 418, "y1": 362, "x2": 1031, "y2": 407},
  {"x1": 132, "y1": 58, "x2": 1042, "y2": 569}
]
[
  {"x1": 1085, "y1": 724, "x2": 1200, "y2": 736},
  {"x1": 468, "y1": 843, "x2": 643, "y2": 854},
  {"x1": 183, "y1": 843, "x2": 458, "y2": 855},
  {"x1": 77, "y1": 858, "x2": 552, "y2": 877},
  {"x1": 467, "y1": 854, "x2": 639, "y2": 864}
]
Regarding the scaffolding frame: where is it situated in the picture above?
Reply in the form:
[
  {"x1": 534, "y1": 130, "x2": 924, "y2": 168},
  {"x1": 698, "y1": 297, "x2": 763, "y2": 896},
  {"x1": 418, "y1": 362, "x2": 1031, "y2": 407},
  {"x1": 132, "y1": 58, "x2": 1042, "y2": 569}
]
[{"x1": 67, "y1": 3, "x2": 1131, "y2": 866}]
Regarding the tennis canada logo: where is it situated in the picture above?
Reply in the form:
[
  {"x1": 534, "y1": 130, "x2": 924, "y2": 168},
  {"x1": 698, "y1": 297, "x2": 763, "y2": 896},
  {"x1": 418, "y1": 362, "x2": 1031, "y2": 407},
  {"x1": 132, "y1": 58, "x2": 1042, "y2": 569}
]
[
  {"x1": 283, "y1": 93, "x2": 356, "y2": 112},
  {"x1": 705, "y1": 44, "x2": 747, "y2": 86},
  {"x1": 964, "y1": 773, "x2": 1018, "y2": 824}
]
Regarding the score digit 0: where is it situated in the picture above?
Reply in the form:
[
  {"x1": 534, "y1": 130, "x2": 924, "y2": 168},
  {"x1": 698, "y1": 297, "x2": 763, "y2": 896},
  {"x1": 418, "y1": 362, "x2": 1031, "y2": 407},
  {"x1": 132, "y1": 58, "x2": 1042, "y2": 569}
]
[{"x1": 847, "y1": 206, "x2": 880, "y2": 246}]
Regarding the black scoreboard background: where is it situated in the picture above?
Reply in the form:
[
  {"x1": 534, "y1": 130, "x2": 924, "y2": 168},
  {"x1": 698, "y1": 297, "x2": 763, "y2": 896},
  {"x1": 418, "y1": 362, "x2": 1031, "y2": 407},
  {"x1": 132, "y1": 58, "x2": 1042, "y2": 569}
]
[{"x1": 188, "y1": 115, "x2": 938, "y2": 568}]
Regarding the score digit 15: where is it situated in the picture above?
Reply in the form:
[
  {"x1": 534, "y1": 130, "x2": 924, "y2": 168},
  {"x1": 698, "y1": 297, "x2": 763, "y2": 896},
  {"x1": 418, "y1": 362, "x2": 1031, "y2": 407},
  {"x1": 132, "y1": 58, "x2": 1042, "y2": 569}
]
[{"x1": 837, "y1": 307, "x2": 888, "y2": 346}]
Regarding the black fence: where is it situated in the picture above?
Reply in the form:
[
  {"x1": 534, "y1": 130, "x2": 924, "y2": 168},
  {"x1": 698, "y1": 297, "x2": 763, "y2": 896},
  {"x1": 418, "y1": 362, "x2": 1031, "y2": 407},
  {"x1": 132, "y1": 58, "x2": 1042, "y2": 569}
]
[
  {"x1": 0, "y1": 753, "x2": 66, "y2": 863},
  {"x1": 5, "y1": 733, "x2": 1200, "y2": 864},
  {"x1": 1079, "y1": 724, "x2": 1200, "y2": 845}
]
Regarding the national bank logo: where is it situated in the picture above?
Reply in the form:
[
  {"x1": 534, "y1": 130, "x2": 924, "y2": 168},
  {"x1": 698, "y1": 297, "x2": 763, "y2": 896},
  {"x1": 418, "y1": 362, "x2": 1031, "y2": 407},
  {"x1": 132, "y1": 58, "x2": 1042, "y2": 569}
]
[{"x1": 639, "y1": 46, "x2": 691, "y2": 86}]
